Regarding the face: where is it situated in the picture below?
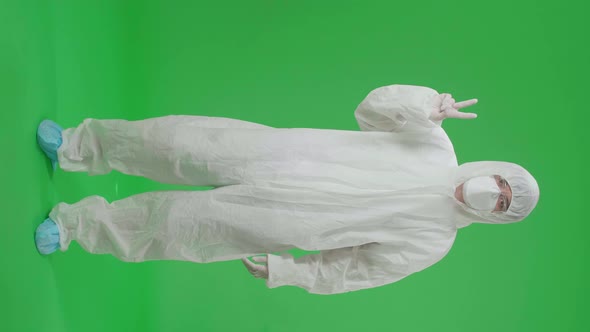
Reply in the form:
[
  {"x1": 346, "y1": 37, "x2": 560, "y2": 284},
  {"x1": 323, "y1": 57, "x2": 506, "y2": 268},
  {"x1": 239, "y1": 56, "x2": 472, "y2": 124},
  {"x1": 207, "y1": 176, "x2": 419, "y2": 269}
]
[
  {"x1": 455, "y1": 175, "x2": 512, "y2": 212},
  {"x1": 492, "y1": 175, "x2": 512, "y2": 212}
]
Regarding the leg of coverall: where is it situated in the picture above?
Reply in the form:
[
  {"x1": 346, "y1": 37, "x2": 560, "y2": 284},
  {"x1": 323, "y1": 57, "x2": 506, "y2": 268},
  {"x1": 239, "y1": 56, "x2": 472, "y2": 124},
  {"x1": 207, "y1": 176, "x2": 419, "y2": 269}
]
[
  {"x1": 48, "y1": 186, "x2": 304, "y2": 263},
  {"x1": 56, "y1": 115, "x2": 271, "y2": 186}
]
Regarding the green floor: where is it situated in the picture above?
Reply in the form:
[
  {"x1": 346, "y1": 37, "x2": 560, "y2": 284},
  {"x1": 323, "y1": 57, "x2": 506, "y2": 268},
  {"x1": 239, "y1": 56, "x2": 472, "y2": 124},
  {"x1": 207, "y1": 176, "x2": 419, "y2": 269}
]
[{"x1": 1, "y1": 1, "x2": 587, "y2": 331}]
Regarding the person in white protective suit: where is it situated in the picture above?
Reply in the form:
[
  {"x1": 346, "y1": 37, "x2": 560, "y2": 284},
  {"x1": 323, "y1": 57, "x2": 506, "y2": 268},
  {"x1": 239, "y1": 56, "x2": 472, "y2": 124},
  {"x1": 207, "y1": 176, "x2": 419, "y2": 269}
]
[{"x1": 35, "y1": 84, "x2": 540, "y2": 295}]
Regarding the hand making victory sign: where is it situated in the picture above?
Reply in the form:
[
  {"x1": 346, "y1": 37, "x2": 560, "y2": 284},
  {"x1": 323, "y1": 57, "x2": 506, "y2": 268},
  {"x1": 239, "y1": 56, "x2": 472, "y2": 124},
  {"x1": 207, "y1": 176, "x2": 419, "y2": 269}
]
[{"x1": 429, "y1": 93, "x2": 479, "y2": 121}]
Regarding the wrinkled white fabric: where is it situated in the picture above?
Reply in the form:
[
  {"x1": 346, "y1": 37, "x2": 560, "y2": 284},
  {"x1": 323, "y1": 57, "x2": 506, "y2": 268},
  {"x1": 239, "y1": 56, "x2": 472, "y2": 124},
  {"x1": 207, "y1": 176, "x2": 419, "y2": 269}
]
[
  {"x1": 463, "y1": 176, "x2": 501, "y2": 211},
  {"x1": 50, "y1": 84, "x2": 538, "y2": 295}
]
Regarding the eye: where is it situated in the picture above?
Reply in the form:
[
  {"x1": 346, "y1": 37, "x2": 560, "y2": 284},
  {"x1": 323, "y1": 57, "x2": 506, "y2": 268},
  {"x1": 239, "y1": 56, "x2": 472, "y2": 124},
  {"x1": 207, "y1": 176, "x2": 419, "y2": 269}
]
[{"x1": 499, "y1": 195, "x2": 508, "y2": 210}]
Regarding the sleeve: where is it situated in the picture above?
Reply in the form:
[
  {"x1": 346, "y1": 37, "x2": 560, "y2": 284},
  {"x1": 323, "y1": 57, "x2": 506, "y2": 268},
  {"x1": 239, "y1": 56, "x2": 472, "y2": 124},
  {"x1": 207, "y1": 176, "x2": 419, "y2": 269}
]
[
  {"x1": 265, "y1": 240, "x2": 451, "y2": 295},
  {"x1": 354, "y1": 85, "x2": 442, "y2": 132}
]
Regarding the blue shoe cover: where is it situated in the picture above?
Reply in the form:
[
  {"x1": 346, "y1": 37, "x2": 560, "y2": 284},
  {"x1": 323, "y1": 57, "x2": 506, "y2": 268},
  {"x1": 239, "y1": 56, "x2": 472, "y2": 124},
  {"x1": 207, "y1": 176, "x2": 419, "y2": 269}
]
[
  {"x1": 37, "y1": 120, "x2": 63, "y2": 170},
  {"x1": 35, "y1": 218, "x2": 60, "y2": 255}
]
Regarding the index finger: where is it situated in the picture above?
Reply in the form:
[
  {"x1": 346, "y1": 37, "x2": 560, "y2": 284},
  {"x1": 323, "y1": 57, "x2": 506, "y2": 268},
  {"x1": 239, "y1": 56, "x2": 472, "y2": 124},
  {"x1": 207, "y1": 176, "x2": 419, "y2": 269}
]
[
  {"x1": 242, "y1": 257, "x2": 255, "y2": 268},
  {"x1": 454, "y1": 99, "x2": 478, "y2": 109}
]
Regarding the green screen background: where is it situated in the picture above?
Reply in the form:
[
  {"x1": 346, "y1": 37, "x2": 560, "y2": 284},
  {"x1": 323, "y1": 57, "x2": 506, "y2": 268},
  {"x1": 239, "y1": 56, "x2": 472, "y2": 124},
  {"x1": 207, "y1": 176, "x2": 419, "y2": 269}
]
[{"x1": 1, "y1": 0, "x2": 587, "y2": 331}]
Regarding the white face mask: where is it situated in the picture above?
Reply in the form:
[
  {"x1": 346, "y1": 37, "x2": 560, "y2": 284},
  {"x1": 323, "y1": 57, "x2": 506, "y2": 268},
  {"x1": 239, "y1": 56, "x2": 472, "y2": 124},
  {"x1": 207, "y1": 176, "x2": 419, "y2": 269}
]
[{"x1": 463, "y1": 176, "x2": 500, "y2": 211}]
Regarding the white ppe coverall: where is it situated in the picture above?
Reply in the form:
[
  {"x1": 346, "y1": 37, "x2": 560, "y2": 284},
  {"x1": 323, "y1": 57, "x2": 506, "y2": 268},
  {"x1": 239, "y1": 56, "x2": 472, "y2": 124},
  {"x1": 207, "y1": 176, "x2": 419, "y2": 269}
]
[{"x1": 49, "y1": 85, "x2": 540, "y2": 294}]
